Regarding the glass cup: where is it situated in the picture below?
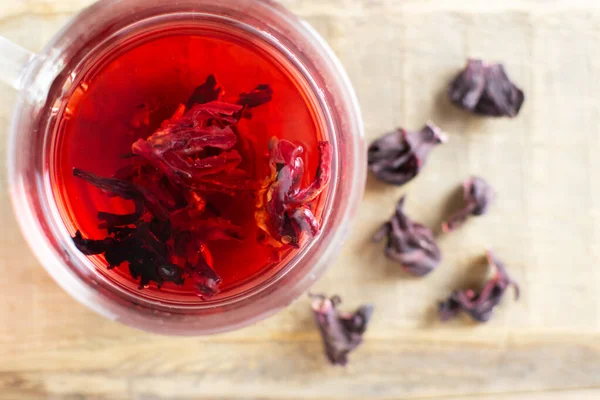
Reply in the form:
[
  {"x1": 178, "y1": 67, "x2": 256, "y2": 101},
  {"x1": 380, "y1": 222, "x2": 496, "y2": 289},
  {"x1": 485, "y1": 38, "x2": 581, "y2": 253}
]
[{"x1": 2, "y1": 0, "x2": 365, "y2": 335}]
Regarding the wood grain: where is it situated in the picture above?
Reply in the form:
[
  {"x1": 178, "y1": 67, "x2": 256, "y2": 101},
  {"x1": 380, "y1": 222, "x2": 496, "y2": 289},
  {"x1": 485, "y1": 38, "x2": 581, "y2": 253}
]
[{"x1": 1, "y1": 0, "x2": 600, "y2": 399}]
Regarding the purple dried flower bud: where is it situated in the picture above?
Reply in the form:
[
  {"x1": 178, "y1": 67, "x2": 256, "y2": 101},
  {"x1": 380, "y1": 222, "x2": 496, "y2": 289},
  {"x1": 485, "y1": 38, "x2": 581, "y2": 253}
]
[
  {"x1": 311, "y1": 294, "x2": 374, "y2": 366},
  {"x1": 439, "y1": 251, "x2": 520, "y2": 323},
  {"x1": 373, "y1": 196, "x2": 441, "y2": 276},
  {"x1": 442, "y1": 176, "x2": 495, "y2": 232},
  {"x1": 449, "y1": 59, "x2": 525, "y2": 118},
  {"x1": 368, "y1": 123, "x2": 447, "y2": 186}
]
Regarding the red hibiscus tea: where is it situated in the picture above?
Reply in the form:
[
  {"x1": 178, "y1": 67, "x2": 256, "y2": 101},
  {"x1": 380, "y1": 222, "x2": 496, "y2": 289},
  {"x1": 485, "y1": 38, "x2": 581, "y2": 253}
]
[{"x1": 51, "y1": 25, "x2": 331, "y2": 301}]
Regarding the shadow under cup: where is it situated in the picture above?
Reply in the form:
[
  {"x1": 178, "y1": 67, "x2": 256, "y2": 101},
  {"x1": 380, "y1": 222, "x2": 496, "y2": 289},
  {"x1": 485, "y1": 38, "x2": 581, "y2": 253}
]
[{"x1": 7, "y1": 0, "x2": 365, "y2": 335}]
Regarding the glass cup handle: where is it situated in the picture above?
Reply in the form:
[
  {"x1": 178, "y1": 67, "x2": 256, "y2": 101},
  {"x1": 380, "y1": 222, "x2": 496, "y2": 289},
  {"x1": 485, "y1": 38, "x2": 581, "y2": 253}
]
[{"x1": 0, "y1": 36, "x2": 37, "y2": 90}]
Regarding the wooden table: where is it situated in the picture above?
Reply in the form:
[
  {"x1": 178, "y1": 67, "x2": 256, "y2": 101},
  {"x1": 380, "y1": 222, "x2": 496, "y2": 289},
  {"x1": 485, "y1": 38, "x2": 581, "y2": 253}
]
[{"x1": 1, "y1": 0, "x2": 600, "y2": 398}]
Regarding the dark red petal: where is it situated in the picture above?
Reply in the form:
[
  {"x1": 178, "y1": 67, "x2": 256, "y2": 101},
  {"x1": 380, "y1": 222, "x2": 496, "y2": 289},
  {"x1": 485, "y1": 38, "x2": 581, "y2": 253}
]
[
  {"x1": 266, "y1": 166, "x2": 295, "y2": 241},
  {"x1": 188, "y1": 101, "x2": 243, "y2": 126},
  {"x1": 289, "y1": 141, "x2": 332, "y2": 204},
  {"x1": 237, "y1": 84, "x2": 273, "y2": 108},
  {"x1": 72, "y1": 231, "x2": 114, "y2": 255},
  {"x1": 181, "y1": 127, "x2": 237, "y2": 154},
  {"x1": 73, "y1": 168, "x2": 140, "y2": 200},
  {"x1": 290, "y1": 207, "x2": 320, "y2": 237},
  {"x1": 113, "y1": 161, "x2": 145, "y2": 181},
  {"x1": 187, "y1": 74, "x2": 223, "y2": 108},
  {"x1": 269, "y1": 137, "x2": 304, "y2": 166},
  {"x1": 73, "y1": 168, "x2": 169, "y2": 221},
  {"x1": 190, "y1": 150, "x2": 242, "y2": 176},
  {"x1": 97, "y1": 198, "x2": 144, "y2": 229}
]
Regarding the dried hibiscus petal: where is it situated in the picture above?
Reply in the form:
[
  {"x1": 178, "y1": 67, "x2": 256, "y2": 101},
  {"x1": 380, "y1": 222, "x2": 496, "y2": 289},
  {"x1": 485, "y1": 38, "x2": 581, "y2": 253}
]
[
  {"x1": 237, "y1": 84, "x2": 273, "y2": 108},
  {"x1": 311, "y1": 294, "x2": 374, "y2": 366},
  {"x1": 449, "y1": 59, "x2": 525, "y2": 118},
  {"x1": 442, "y1": 176, "x2": 495, "y2": 232},
  {"x1": 373, "y1": 196, "x2": 441, "y2": 276},
  {"x1": 368, "y1": 123, "x2": 447, "y2": 186},
  {"x1": 439, "y1": 251, "x2": 520, "y2": 323}
]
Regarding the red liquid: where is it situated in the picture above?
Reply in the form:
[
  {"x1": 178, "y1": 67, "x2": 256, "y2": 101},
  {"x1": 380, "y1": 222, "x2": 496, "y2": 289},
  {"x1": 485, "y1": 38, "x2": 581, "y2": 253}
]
[{"x1": 52, "y1": 28, "x2": 326, "y2": 300}]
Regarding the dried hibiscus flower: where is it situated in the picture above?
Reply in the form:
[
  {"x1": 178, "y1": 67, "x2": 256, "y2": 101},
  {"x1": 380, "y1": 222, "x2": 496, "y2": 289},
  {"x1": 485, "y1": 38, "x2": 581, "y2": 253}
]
[
  {"x1": 449, "y1": 59, "x2": 525, "y2": 118},
  {"x1": 373, "y1": 196, "x2": 441, "y2": 276},
  {"x1": 368, "y1": 123, "x2": 447, "y2": 186},
  {"x1": 442, "y1": 176, "x2": 495, "y2": 232},
  {"x1": 311, "y1": 294, "x2": 374, "y2": 366},
  {"x1": 255, "y1": 137, "x2": 332, "y2": 247},
  {"x1": 439, "y1": 251, "x2": 520, "y2": 323}
]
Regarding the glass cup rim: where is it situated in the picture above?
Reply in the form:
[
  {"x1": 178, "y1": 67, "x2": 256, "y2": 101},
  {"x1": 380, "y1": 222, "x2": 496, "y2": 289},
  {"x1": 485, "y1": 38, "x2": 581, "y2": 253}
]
[{"x1": 7, "y1": 0, "x2": 365, "y2": 335}]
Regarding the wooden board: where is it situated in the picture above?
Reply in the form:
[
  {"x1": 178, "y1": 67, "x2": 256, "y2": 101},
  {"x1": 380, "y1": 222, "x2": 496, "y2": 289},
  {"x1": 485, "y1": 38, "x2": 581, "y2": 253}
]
[{"x1": 1, "y1": 0, "x2": 600, "y2": 398}]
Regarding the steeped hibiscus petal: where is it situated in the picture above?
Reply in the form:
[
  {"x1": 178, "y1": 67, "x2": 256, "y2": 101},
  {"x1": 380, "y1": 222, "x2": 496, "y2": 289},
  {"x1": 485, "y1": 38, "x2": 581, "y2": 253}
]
[
  {"x1": 256, "y1": 138, "x2": 332, "y2": 247},
  {"x1": 187, "y1": 74, "x2": 223, "y2": 108},
  {"x1": 237, "y1": 84, "x2": 273, "y2": 108},
  {"x1": 289, "y1": 141, "x2": 332, "y2": 204},
  {"x1": 73, "y1": 168, "x2": 169, "y2": 221}
]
